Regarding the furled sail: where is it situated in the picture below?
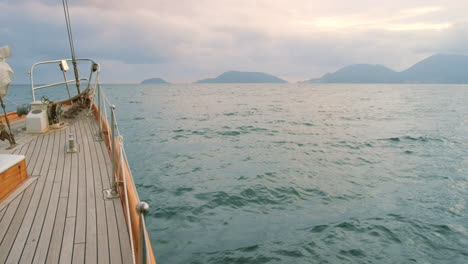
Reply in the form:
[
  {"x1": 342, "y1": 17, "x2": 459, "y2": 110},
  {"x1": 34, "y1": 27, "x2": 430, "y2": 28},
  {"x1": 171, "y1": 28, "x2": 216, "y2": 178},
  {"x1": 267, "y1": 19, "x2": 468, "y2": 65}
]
[{"x1": 0, "y1": 46, "x2": 14, "y2": 97}]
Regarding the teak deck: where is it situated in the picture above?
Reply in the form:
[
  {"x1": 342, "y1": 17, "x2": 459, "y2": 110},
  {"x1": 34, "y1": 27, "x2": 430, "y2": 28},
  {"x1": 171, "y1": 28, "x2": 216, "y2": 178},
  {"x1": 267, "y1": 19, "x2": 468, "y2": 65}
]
[{"x1": 0, "y1": 113, "x2": 133, "y2": 264}]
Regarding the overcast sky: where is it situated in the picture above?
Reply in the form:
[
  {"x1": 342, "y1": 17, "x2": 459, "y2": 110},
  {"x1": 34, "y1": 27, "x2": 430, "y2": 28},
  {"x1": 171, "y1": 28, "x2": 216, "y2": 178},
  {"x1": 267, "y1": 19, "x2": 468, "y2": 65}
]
[{"x1": 2, "y1": 0, "x2": 468, "y2": 83}]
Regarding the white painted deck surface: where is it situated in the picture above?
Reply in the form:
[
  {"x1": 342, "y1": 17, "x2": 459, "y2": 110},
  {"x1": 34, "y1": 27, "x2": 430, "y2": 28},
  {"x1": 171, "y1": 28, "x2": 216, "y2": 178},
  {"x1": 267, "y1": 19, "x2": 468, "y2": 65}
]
[
  {"x1": 0, "y1": 154, "x2": 25, "y2": 173},
  {"x1": 0, "y1": 113, "x2": 133, "y2": 264}
]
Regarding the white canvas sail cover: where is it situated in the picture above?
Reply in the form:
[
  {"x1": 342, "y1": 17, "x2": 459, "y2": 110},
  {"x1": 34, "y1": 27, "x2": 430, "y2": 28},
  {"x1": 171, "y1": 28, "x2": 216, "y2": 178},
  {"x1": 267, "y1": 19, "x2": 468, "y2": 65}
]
[{"x1": 0, "y1": 46, "x2": 13, "y2": 97}]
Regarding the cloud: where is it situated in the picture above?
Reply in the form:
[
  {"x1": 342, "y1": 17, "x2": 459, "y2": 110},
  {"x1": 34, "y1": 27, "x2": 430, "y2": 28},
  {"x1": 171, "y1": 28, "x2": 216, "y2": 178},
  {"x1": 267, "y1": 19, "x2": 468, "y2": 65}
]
[
  {"x1": 385, "y1": 23, "x2": 451, "y2": 31},
  {"x1": 2, "y1": 0, "x2": 468, "y2": 83},
  {"x1": 438, "y1": 22, "x2": 468, "y2": 54},
  {"x1": 400, "y1": 6, "x2": 444, "y2": 16}
]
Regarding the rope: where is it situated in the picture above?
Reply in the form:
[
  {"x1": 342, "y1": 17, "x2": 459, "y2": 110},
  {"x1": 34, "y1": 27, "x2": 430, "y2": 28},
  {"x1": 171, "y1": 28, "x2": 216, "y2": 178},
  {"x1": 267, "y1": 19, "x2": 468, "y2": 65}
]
[
  {"x1": 118, "y1": 137, "x2": 134, "y2": 187},
  {"x1": 100, "y1": 89, "x2": 123, "y2": 136},
  {"x1": 114, "y1": 115, "x2": 122, "y2": 136},
  {"x1": 102, "y1": 94, "x2": 111, "y2": 143},
  {"x1": 103, "y1": 93, "x2": 113, "y2": 108}
]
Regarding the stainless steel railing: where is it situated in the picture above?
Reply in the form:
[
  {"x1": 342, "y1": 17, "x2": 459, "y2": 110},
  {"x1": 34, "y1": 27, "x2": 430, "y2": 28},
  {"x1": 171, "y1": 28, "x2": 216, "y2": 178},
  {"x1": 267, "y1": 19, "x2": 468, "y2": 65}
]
[
  {"x1": 30, "y1": 58, "x2": 98, "y2": 101},
  {"x1": 96, "y1": 84, "x2": 154, "y2": 264}
]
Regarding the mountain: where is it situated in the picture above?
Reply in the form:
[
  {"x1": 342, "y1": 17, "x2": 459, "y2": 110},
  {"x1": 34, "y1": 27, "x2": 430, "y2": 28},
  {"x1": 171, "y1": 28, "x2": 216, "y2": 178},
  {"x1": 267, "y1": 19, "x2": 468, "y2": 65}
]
[
  {"x1": 196, "y1": 71, "x2": 287, "y2": 83},
  {"x1": 303, "y1": 54, "x2": 468, "y2": 84},
  {"x1": 399, "y1": 54, "x2": 468, "y2": 83},
  {"x1": 141, "y1": 77, "x2": 170, "y2": 84},
  {"x1": 307, "y1": 64, "x2": 399, "y2": 83}
]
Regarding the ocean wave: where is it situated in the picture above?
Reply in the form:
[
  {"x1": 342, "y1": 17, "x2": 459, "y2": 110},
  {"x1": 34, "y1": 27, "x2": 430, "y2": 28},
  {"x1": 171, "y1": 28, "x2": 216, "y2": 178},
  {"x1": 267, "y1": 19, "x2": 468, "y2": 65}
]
[
  {"x1": 216, "y1": 126, "x2": 278, "y2": 136},
  {"x1": 173, "y1": 187, "x2": 194, "y2": 196},
  {"x1": 153, "y1": 205, "x2": 195, "y2": 220},
  {"x1": 191, "y1": 250, "x2": 280, "y2": 264},
  {"x1": 222, "y1": 109, "x2": 261, "y2": 117},
  {"x1": 380, "y1": 136, "x2": 444, "y2": 143},
  {"x1": 217, "y1": 131, "x2": 242, "y2": 136},
  {"x1": 110, "y1": 83, "x2": 468, "y2": 263},
  {"x1": 192, "y1": 185, "x2": 306, "y2": 213},
  {"x1": 273, "y1": 249, "x2": 304, "y2": 258},
  {"x1": 271, "y1": 140, "x2": 306, "y2": 147},
  {"x1": 329, "y1": 140, "x2": 374, "y2": 150}
]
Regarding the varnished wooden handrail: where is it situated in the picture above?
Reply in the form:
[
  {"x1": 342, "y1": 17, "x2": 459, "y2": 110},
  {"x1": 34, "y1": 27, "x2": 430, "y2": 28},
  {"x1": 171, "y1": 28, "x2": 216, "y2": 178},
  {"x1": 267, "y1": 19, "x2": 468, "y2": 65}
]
[
  {"x1": 91, "y1": 102, "x2": 157, "y2": 264},
  {"x1": 0, "y1": 111, "x2": 26, "y2": 123}
]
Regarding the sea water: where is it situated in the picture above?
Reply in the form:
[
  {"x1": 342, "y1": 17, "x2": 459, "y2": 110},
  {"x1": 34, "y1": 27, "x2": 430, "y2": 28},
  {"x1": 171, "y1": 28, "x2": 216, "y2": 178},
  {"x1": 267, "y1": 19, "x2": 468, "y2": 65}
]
[{"x1": 6, "y1": 83, "x2": 468, "y2": 263}]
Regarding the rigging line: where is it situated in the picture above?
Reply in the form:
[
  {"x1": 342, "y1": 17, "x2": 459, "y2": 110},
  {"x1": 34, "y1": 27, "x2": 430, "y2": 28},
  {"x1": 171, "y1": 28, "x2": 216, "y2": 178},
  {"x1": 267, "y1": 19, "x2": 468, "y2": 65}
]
[
  {"x1": 63, "y1": 0, "x2": 74, "y2": 56},
  {"x1": 65, "y1": 0, "x2": 76, "y2": 59},
  {"x1": 62, "y1": 0, "x2": 81, "y2": 93},
  {"x1": 102, "y1": 90, "x2": 113, "y2": 109},
  {"x1": 62, "y1": 0, "x2": 74, "y2": 58},
  {"x1": 3, "y1": 97, "x2": 19, "y2": 106}
]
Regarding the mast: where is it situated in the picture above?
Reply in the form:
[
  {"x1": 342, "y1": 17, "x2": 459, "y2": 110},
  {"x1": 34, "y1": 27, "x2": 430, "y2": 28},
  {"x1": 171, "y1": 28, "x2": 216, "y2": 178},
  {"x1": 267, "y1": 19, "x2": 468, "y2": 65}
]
[{"x1": 62, "y1": 0, "x2": 80, "y2": 94}]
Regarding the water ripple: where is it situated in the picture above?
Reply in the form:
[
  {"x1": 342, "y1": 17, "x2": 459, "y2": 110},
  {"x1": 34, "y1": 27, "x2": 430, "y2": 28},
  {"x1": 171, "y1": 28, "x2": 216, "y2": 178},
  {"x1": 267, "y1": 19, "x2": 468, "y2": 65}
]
[{"x1": 96, "y1": 83, "x2": 468, "y2": 264}]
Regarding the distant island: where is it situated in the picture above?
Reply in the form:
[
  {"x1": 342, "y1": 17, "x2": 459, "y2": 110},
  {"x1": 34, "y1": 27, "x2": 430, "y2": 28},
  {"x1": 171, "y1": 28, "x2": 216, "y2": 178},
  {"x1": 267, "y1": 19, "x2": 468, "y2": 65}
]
[
  {"x1": 196, "y1": 71, "x2": 287, "y2": 83},
  {"x1": 303, "y1": 54, "x2": 468, "y2": 84},
  {"x1": 141, "y1": 77, "x2": 170, "y2": 84}
]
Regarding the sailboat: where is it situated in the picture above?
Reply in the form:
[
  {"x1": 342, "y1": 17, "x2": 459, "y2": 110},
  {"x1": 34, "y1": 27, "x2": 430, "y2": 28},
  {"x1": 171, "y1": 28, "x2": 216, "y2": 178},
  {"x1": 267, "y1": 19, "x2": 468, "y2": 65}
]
[{"x1": 0, "y1": 0, "x2": 156, "y2": 263}]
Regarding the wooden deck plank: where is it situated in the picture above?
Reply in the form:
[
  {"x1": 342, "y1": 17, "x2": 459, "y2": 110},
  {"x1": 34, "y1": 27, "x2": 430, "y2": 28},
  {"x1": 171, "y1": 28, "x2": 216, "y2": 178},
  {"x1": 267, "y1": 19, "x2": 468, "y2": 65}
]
[
  {"x1": 1, "y1": 181, "x2": 36, "y2": 264},
  {"x1": 105, "y1": 201, "x2": 123, "y2": 264},
  {"x1": 90, "y1": 116, "x2": 113, "y2": 190},
  {"x1": 11, "y1": 137, "x2": 27, "y2": 155},
  {"x1": 28, "y1": 134, "x2": 46, "y2": 176},
  {"x1": 45, "y1": 127, "x2": 68, "y2": 263},
  {"x1": 0, "y1": 114, "x2": 134, "y2": 264},
  {"x1": 7, "y1": 133, "x2": 54, "y2": 263},
  {"x1": 19, "y1": 130, "x2": 60, "y2": 263},
  {"x1": 72, "y1": 243, "x2": 85, "y2": 264},
  {"x1": 45, "y1": 197, "x2": 68, "y2": 264},
  {"x1": 0, "y1": 207, "x2": 6, "y2": 223},
  {"x1": 31, "y1": 134, "x2": 50, "y2": 176},
  {"x1": 60, "y1": 217, "x2": 76, "y2": 263},
  {"x1": 92, "y1": 118, "x2": 125, "y2": 264},
  {"x1": 60, "y1": 125, "x2": 73, "y2": 198},
  {"x1": 23, "y1": 137, "x2": 37, "y2": 168},
  {"x1": 114, "y1": 199, "x2": 134, "y2": 264},
  {"x1": 33, "y1": 127, "x2": 67, "y2": 264},
  {"x1": 10, "y1": 146, "x2": 19, "y2": 155},
  {"x1": 67, "y1": 121, "x2": 79, "y2": 217},
  {"x1": 81, "y1": 116, "x2": 98, "y2": 264},
  {"x1": 92, "y1": 117, "x2": 134, "y2": 264},
  {"x1": 0, "y1": 192, "x2": 23, "y2": 244},
  {"x1": 18, "y1": 136, "x2": 32, "y2": 154},
  {"x1": 25, "y1": 135, "x2": 39, "y2": 169},
  {"x1": 15, "y1": 136, "x2": 32, "y2": 157},
  {"x1": 74, "y1": 116, "x2": 87, "y2": 244},
  {"x1": 85, "y1": 117, "x2": 110, "y2": 264},
  {"x1": 0, "y1": 134, "x2": 42, "y2": 248},
  {"x1": 0, "y1": 177, "x2": 38, "y2": 213},
  {"x1": 97, "y1": 136, "x2": 111, "y2": 190}
]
